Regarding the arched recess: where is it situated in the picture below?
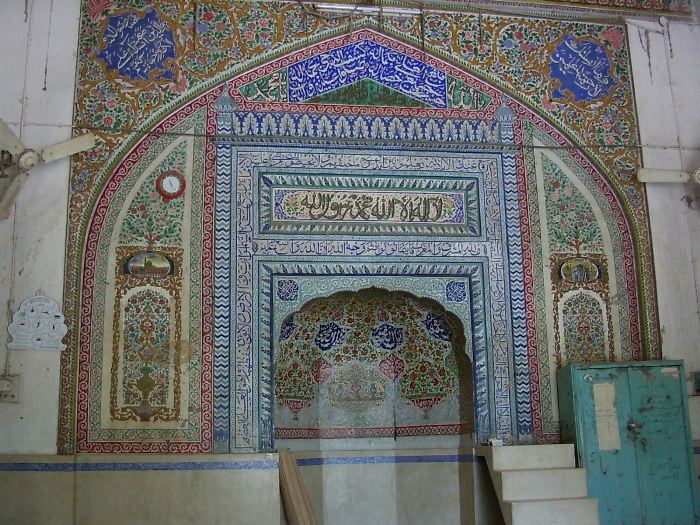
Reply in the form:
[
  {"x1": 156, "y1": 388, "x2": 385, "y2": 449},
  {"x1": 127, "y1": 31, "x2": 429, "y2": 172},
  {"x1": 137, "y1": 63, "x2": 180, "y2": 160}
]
[
  {"x1": 60, "y1": 26, "x2": 656, "y2": 453},
  {"x1": 273, "y1": 288, "x2": 473, "y2": 448}
]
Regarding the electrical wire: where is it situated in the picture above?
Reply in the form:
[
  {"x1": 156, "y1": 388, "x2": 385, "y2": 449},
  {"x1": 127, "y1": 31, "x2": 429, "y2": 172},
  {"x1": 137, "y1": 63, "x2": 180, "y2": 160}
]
[
  {"x1": 4, "y1": 120, "x2": 699, "y2": 154},
  {"x1": 294, "y1": 0, "x2": 699, "y2": 24}
]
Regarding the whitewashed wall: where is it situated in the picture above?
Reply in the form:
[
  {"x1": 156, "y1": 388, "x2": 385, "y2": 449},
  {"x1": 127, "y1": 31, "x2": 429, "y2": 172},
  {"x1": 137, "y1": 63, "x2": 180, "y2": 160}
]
[
  {"x1": 0, "y1": 0, "x2": 698, "y2": 455},
  {"x1": 0, "y1": 0, "x2": 81, "y2": 453},
  {"x1": 627, "y1": 18, "x2": 700, "y2": 436}
]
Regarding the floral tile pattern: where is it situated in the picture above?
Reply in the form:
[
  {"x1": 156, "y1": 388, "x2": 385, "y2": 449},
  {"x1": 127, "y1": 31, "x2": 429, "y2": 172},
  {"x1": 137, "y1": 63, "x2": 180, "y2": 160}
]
[{"x1": 60, "y1": 1, "x2": 659, "y2": 453}]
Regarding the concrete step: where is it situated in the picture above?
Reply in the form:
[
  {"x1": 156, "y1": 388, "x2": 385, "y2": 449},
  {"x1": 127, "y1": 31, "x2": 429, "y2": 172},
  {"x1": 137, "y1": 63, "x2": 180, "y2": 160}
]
[
  {"x1": 506, "y1": 497, "x2": 599, "y2": 525},
  {"x1": 478, "y1": 444, "x2": 576, "y2": 471},
  {"x1": 495, "y1": 467, "x2": 588, "y2": 501}
]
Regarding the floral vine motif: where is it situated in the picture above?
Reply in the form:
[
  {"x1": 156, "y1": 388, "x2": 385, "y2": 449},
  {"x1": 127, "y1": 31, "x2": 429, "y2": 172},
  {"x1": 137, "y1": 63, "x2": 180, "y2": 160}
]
[{"x1": 87, "y1": 0, "x2": 114, "y2": 22}]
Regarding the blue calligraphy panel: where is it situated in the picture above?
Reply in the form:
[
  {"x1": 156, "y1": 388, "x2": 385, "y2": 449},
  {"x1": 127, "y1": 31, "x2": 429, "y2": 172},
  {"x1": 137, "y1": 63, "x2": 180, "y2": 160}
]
[
  {"x1": 98, "y1": 11, "x2": 176, "y2": 81},
  {"x1": 288, "y1": 41, "x2": 448, "y2": 108},
  {"x1": 550, "y1": 36, "x2": 616, "y2": 102}
]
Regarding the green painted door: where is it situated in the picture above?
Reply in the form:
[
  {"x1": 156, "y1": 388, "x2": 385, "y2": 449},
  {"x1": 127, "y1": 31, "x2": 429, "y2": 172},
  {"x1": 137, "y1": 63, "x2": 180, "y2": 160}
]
[
  {"x1": 574, "y1": 367, "x2": 642, "y2": 524},
  {"x1": 571, "y1": 364, "x2": 698, "y2": 525},
  {"x1": 629, "y1": 365, "x2": 696, "y2": 524}
]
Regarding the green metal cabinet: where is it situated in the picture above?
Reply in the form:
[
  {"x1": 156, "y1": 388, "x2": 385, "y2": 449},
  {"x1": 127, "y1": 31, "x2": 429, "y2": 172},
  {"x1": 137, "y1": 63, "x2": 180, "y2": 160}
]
[{"x1": 558, "y1": 362, "x2": 700, "y2": 525}]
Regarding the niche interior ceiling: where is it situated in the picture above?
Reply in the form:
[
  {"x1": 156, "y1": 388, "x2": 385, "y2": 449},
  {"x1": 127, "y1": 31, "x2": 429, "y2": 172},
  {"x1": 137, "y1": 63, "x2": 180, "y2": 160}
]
[{"x1": 59, "y1": 0, "x2": 660, "y2": 454}]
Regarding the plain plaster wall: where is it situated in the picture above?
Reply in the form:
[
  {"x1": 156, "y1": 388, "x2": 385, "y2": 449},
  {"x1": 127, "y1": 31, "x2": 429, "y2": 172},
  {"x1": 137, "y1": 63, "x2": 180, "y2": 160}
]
[
  {"x1": 0, "y1": 1, "x2": 699, "y2": 456},
  {"x1": 291, "y1": 450, "x2": 502, "y2": 525},
  {"x1": 627, "y1": 19, "x2": 700, "y2": 435},
  {"x1": 0, "y1": 0, "x2": 81, "y2": 454}
]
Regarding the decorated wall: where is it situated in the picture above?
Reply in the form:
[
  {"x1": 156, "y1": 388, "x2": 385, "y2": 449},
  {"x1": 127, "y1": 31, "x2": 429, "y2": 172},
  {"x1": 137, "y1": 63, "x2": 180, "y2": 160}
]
[
  {"x1": 274, "y1": 289, "x2": 474, "y2": 441},
  {"x1": 58, "y1": 0, "x2": 662, "y2": 454}
]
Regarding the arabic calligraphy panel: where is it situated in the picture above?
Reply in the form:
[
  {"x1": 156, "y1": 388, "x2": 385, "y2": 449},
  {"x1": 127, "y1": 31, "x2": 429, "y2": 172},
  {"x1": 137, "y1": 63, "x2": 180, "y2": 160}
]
[
  {"x1": 256, "y1": 171, "x2": 483, "y2": 238},
  {"x1": 97, "y1": 11, "x2": 177, "y2": 82},
  {"x1": 549, "y1": 36, "x2": 616, "y2": 102},
  {"x1": 288, "y1": 40, "x2": 448, "y2": 108}
]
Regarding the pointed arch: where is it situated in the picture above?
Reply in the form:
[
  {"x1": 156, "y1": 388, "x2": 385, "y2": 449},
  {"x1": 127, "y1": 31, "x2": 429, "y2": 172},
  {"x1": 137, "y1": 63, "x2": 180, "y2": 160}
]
[{"x1": 60, "y1": 26, "x2": 657, "y2": 453}]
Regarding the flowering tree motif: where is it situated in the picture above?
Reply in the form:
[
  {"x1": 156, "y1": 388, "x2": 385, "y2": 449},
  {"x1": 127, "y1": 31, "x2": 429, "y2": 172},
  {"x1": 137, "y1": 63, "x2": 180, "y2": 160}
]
[
  {"x1": 119, "y1": 142, "x2": 186, "y2": 247},
  {"x1": 543, "y1": 156, "x2": 603, "y2": 254}
]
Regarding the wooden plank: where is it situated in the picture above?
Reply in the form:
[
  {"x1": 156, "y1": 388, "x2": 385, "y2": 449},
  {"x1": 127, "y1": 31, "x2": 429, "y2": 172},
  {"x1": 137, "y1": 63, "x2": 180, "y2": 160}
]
[{"x1": 279, "y1": 450, "x2": 318, "y2": 525}]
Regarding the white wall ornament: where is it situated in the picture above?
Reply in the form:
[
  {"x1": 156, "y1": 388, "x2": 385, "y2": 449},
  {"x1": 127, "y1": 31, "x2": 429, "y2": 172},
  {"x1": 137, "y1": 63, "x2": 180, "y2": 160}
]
[{"x1": 7, "y1": 294, "x2": 68, "y2": 351}]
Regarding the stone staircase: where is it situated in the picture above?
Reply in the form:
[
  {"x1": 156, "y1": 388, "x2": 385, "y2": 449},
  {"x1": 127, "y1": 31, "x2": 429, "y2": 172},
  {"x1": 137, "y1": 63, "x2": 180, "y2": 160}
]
[{"x1": 476, "y1": 444, "x2": 599, "y2": 525}]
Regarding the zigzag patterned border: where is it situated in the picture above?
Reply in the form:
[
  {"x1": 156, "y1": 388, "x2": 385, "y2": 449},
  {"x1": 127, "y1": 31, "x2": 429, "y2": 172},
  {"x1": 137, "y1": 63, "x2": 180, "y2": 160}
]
[
  {"x1": 214, "y1": 113, "x2": 233, "y2": 451},
  {"x1": 215, "y1": 141, "x2": 524, "y2": 447},
  {"x1": 257, "y1": 260, "x2": 491, "y2": 443}
]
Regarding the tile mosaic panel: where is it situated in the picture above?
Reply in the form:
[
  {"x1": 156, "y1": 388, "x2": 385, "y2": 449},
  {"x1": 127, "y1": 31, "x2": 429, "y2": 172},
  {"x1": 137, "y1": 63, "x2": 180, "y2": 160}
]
[
  {"x1": 62, "y1": 3, "x2": 659, "y2": 453},
  {"x1": 273, "y1": 288, "x2": 474, "y2": 439},
  {"x1": 216, "y1": 145, "x2": 516, "y2": 450}
]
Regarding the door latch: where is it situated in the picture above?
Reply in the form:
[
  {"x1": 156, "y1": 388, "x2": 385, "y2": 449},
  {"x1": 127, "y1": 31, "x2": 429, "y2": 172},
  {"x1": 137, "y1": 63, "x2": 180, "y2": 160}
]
[{"x1": 626, "y1": 418, "x2": 643, "y2": 442}]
